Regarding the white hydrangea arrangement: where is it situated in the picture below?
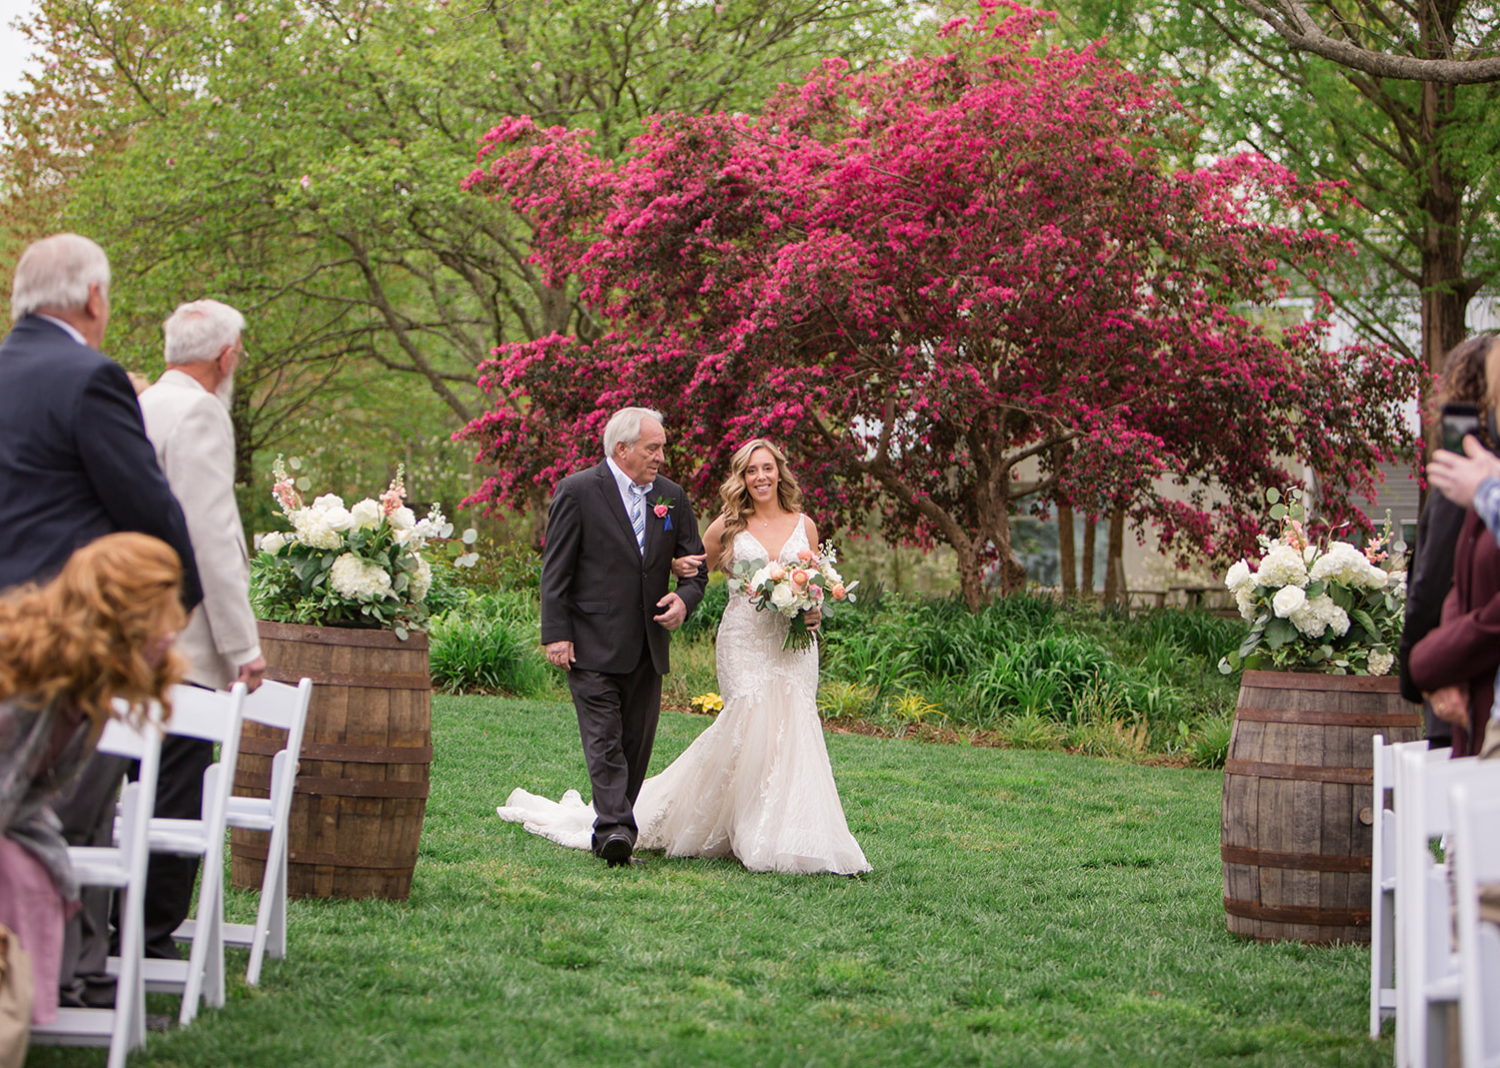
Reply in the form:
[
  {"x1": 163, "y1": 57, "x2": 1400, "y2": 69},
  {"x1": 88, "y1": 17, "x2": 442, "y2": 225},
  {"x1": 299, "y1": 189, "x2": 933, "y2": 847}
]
[
  {"x1": 1219, "y1": 488, "x2": 1407, "y2": 676},
  {"x1": 251, "y1": 457, "x2": 477, "y2": 638}
]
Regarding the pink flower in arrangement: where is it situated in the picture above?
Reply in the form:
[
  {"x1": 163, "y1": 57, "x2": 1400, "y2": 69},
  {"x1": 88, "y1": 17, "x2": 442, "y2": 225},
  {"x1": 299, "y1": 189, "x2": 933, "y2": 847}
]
[
  {"x1": 832, "y1": 584, "x2": 847, "y2": 600},
  {"x1": 273, "y1": 479, "x2": 301, "y2": 512},
  {"x1": 768, "y1": 564, "x2": 786, "y2": 581},
  {"x1": 797, "y1": 548, "x2": 814, "y2": 562},
  {"x1": 791, "y1": 569, "x2": 808, "y2": 587},
  {"x1": 381, "y1": 467, "x2": 407, "y2": 515},
  {"x1": 654, "y1": 503, "x2": 669, "y2": 518}
]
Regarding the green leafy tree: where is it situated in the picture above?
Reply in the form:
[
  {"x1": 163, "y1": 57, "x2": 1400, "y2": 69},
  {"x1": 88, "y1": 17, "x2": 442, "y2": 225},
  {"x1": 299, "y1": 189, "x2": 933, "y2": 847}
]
[
  {"x1": 2, "y1": 0, "x2": 914, "y2": 500},
  {"x1": 1064, "y1": 0, "x2": 1500, "y2": 444}
]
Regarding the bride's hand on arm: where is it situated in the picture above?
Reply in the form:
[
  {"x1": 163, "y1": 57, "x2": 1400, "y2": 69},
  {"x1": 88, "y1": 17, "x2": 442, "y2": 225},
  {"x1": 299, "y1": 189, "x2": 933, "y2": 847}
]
[{"x1": 671, "y1": 554, "x2": 706, "y2": 578}]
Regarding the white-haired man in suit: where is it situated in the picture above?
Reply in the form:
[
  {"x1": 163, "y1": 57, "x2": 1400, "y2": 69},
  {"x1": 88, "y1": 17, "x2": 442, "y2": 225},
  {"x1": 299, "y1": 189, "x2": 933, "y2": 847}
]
[
  {"x1": 135, "y1": 298, "x2": 266, "y2": 958},
  {"x1": 0, "y1": 232, "x2": 203, "y2": 1007}
]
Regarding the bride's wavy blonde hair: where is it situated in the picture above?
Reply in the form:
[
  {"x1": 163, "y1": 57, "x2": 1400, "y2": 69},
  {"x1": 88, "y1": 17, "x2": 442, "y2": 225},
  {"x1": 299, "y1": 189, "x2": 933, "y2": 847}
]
[
  {"x1": 718, "y1": 438, "x2": 803, "y2": 556},
  {"x1": 0, "y1": 533, "x2": 188, "y2": 733}
]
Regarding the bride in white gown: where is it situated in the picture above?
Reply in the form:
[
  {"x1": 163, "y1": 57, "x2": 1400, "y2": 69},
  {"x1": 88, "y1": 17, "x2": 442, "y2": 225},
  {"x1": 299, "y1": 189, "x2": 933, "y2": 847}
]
[{"x1": 498, "y1": 438, "x2": 871, "y2": 875}]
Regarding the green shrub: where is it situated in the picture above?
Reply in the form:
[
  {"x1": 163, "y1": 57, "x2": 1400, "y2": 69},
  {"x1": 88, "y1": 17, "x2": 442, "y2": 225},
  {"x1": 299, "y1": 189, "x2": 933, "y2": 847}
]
[
  {"x1": 456, "y1": 537, "x2": 542, "y2": 591},
  {"x1": 427, "y1": 591, "x2": 554, "y2": 696},
  {"x1": 677, "y1": 578, "x2": 729, "y2": 640},
  {"x1": 817, "y1": 681, "x2": 878, "y2": 720},
  {"x1": 1190, "y1": 715, "x2": 1233, "y2": 769}
]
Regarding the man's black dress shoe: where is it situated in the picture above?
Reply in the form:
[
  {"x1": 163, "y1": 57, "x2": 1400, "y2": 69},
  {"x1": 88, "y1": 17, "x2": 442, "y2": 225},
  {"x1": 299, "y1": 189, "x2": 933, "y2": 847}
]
[{"x1": 598, "y1": 831, "x2": 634, "y2": 867}]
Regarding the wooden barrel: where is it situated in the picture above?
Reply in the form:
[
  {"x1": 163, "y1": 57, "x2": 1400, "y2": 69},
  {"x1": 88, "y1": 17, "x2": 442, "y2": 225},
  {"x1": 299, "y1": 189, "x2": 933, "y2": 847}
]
[
  {"x1": 1221, "y1": 670, "x2": 1422, "y2": 944},
  {"x1": 231, "y1": 620, "x2": 431, "y2": 901}
]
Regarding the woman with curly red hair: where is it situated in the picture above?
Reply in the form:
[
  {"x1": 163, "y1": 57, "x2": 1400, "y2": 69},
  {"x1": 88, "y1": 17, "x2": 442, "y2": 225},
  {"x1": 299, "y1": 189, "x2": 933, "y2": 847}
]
[{"x1": 0, "y1": 533, "x2": 186, "y2": 1039}]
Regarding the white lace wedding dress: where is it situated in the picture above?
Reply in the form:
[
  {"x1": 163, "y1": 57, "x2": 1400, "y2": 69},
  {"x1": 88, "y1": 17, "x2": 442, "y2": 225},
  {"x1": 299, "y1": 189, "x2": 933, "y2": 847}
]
[{"x1": 497, "y1": 517, "x2": 871, "y2": 875}]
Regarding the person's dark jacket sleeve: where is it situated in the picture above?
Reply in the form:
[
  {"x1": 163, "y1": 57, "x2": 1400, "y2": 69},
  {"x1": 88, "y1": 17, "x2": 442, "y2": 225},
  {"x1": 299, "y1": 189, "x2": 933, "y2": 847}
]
[
  {"x1": 668, "y1": 485, "x2": 708, "y2": 617},
  {"x1": 539, "y1": 482, "x2": 582, "y2": 647},
  {"x1": 1399, "y1": 491, "x2": 1465, "y2": 708},
  {"x1": 79, "y1": 361, "x2": 204, "y2": 609}
]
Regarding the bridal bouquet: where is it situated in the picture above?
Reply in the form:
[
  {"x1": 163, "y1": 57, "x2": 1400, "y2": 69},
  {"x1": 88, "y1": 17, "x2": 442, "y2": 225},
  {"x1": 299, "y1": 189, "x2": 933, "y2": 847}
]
[
  {"x1": 730, "y1": 540, "x2": 859, "y2": 652},
  {"x1": 251, "y1": 457, "x2": 478, "y2": 638},
  {"x1": 1218, "y1": 489, "x2": 1407, "y2": 676}
]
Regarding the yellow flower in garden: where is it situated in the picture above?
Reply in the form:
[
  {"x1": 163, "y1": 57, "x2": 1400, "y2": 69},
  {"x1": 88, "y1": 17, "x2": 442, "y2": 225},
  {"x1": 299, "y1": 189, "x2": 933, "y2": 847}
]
[{"x1": 690, "y1": 693, "x2": 724, "y2": 714}]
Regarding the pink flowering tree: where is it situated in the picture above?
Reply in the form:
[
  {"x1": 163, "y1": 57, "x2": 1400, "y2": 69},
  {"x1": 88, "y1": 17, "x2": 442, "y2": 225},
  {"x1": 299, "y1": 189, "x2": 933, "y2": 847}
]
[{"x1": 457, "y1": 4, "x2": 1420, "y2": 610}]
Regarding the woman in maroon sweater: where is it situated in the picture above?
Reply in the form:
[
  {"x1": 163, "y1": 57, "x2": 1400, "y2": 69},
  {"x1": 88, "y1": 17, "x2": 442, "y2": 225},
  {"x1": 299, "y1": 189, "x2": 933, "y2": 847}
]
[{"x1": 1410, "y1": 337, "x2": 1500, "y2": 756}]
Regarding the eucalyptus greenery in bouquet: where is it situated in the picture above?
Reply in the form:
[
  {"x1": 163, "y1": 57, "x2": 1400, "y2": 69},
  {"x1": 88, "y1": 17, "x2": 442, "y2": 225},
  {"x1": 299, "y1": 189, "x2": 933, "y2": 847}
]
[
  {"x1": 251, "y1": 457, "x2": 478, "y2": 639},
  {"x1": 1218, "y1": 488, "x2": 1407, "y2": 676}
]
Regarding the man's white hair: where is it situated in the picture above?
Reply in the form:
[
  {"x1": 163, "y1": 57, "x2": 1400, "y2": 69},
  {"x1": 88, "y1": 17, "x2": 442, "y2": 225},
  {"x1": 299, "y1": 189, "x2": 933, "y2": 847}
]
[
  {"x1": 10, "y1": 233, "x2": 111, "y2": 322},
  {"x1": 163, "y1": 299, "x2": 245, "y2": 365},
  {"x1": 603, "y1": 406, "x2": 664, "y2": 457}
]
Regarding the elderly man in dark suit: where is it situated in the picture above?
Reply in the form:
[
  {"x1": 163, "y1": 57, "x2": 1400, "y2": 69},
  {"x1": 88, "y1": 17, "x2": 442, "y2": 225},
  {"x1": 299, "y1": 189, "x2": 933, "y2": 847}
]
[
  {"x1": 541, "y1": 407, "x2": 708, "y2": 867},
  {"x1": 0, "y1": 232, "x2": 203, "y2": 1007}
]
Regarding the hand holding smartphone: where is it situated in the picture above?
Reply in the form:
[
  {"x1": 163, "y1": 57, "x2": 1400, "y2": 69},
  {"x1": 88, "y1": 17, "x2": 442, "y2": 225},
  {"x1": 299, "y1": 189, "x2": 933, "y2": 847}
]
[{"x1": 1440, "y1": 402, "x2": 1483, "y2": 452}]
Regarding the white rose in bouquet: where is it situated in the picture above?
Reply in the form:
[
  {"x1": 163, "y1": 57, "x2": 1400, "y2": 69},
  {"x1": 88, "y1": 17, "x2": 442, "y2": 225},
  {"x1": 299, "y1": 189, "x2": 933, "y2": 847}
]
[
  {"x1": 350, "y1": 498, "x2": 382, "y2": 529},
  {"x1": 389, "y1": 506, "x2": 416, "y2": 531},
  {"x1": 259, "y1": 531, "x2": 287, "y2": 554},
  {"x1": 1272, "y1": 585, "x2": 1307, "y2": 618},
  {"x1": 1224, "y1": 559, "x2": 1254, "y2": 592},
  {"x1": 770, "y1": 581, "x2": 798, "y2": 611}
]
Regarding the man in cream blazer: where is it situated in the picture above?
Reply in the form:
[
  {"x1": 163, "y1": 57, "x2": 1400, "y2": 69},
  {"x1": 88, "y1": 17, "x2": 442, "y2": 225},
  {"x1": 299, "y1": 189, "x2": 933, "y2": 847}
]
[{"x1": 137, "y1": 298, "x2": 266, "y2": 957}]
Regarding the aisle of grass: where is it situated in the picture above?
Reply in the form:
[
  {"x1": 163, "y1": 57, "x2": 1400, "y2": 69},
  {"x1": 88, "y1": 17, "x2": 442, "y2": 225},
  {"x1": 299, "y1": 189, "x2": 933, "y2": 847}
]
[{"x1": 32, "y1": 694, "x2": 1390, "y2": 1067}]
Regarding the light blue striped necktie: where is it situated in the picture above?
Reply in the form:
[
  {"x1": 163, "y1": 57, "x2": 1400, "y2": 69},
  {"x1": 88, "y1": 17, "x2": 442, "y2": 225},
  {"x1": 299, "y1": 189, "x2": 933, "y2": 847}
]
[{"x1": 629, "y1": 484, "x2": 648, "y2": 555}]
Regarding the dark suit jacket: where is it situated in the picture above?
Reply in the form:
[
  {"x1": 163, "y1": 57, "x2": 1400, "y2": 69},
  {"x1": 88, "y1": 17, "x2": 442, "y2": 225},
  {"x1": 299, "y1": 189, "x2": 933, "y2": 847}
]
[
  {"x1": 0, "y1": 316, "x2": 203, "y2": 606},
  {"x1": 1397, "y1": 489, "x2": 1465, "y2": 739},
  {"x1": 540, "y1": 461, "x2": 707, "y2": 675}
]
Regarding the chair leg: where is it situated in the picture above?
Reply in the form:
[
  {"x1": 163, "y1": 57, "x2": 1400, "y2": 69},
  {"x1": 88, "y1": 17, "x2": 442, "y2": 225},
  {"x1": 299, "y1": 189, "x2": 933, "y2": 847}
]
[
  {"x1": 270, "y1": 840, "x2": 288, "y2": 959},
  {"x1": 177, "y1": 859, "x2": 223, "y2": 1027},
  {"x1": 247, "y1": 831, "x2": 284, "y2": 985}
]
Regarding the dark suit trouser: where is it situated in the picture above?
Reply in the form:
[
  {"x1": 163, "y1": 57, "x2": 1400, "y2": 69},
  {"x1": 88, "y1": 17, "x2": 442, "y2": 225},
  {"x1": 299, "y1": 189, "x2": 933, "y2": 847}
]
[
  {"x1": 569, "y1": 647, "x2": 661, "y2": 851},
  {"x1": 52, "y1": 751, "x2": 131, "y2": 1003},
  {"x1": 121, "y1": 735, "x2": 213, "y2": 960},
  {"x1": 54, "y1": 735, "x2": 213, "y2": 1002}
]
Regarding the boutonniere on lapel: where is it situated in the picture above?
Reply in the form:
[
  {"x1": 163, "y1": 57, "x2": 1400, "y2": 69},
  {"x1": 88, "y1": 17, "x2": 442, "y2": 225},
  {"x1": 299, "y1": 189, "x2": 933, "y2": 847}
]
[{"x1": 652, "y1": 495, "x2": 674, "y2": 530}]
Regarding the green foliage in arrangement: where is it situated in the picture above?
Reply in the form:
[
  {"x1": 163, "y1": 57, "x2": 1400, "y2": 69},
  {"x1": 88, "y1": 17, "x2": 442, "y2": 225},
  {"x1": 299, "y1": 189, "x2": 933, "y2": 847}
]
[{"x1": 25, "y1": 694, "x2": 1389, "y2": 1068}]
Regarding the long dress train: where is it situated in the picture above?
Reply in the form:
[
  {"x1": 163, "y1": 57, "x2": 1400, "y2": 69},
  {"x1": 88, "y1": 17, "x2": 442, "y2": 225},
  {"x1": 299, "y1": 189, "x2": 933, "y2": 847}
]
[{"x1": 497, "y1": 517, "x2": 870, "y2": 875}]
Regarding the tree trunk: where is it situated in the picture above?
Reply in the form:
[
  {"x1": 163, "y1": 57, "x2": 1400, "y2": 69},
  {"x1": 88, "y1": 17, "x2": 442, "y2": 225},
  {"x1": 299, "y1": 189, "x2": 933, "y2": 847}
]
[
  {"x1": 528, "y1": 484, "x2": 549, "y2": 552},
  {"x1": 954, "y1": 539, "x2": 988, "y2": 612},
  {"x1": 1102, "y1": 507, "x2": 1127, "y2": 610},
  {"x1": 1081, "y1": 519, "x2": 1097, "y2": 599},
  {"x1": 1058, "y1": 503, "x2": 1077, "y2": 600},
  {"x1": 1419, "y1": 78, "x2": 1470, "y2": 457}
]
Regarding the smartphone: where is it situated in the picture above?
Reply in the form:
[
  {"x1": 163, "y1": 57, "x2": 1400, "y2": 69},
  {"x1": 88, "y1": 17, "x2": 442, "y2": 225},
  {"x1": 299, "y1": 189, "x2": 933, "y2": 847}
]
[{"x1": 1440, "y1": 402, "x2": 1483, "y2": 452}]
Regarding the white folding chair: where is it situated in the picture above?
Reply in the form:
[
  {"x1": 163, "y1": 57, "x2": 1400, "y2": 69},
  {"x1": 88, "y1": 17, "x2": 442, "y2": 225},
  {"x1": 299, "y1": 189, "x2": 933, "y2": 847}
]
[
  {"x1": 1371, "y1": 735, "x2": 1429, "y2": 1037},
  {"x1": 30, "y1": 710, "x2": 164, "y2": 1068},
  {"x1": 109, "y1": 682, "x2": 247, "y2": 1026},
  {"x1": 214, "y1": 677, "x2": 312, "y2": 985},
  {"x1": 1450, "y1": 771, "x2": 1500, "y2": 1068},
  {"x1": 1394, "y1": 748, "x2": 1495, "y2": 1068}
]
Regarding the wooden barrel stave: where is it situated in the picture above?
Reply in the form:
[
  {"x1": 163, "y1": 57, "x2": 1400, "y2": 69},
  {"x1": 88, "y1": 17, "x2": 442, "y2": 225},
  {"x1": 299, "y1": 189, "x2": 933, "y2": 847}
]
[
  {"x1": 1221, "y1": 670, "x2": 1421, "y2": 944},
  {"x1": 231, "y1": 620, "x2": 431, "y2": 901}
]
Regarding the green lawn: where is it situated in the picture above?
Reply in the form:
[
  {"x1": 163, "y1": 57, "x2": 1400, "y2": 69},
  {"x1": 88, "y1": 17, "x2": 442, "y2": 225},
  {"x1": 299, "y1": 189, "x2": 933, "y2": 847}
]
[{"x1": 31, "y1": 694, "x2": 1391, "y2": 1067}]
